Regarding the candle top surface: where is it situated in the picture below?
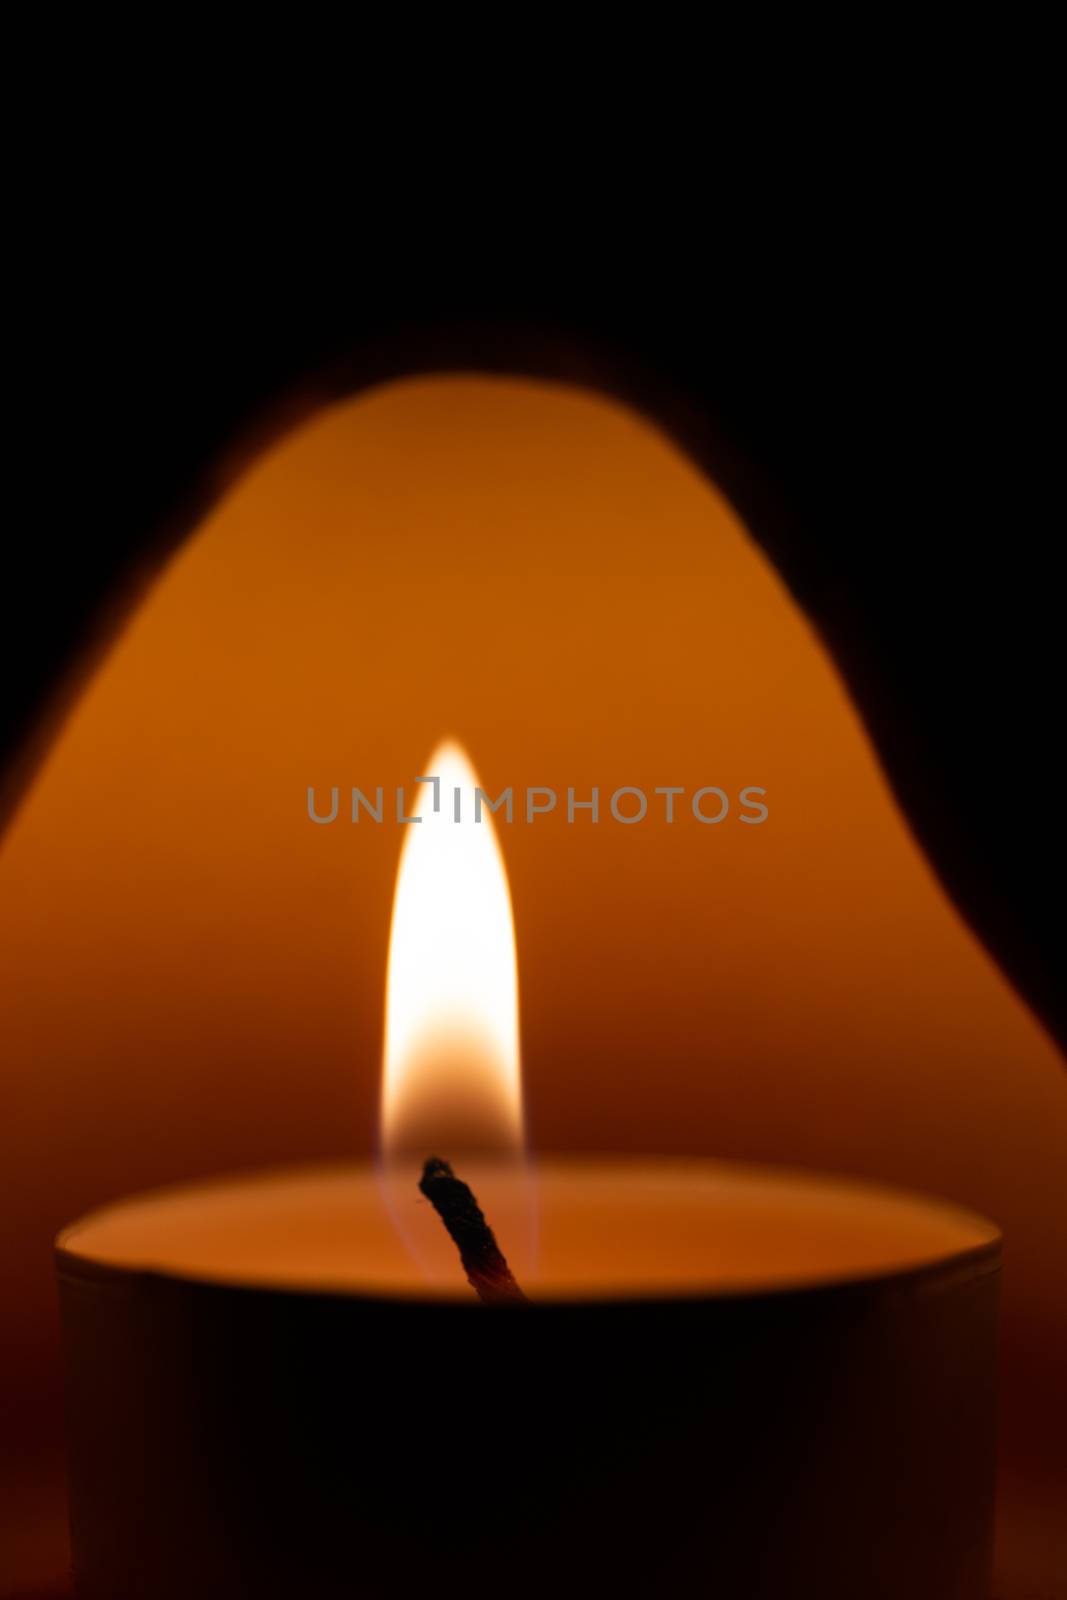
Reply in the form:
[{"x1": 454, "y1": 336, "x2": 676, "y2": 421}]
[{"x1": 56, "y1": 1158, "x2": 1000, "y2": 1302}]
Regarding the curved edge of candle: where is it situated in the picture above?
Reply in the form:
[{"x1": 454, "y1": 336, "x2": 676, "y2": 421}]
[
  {"x1": 54, "y1": 1230, "x2": 1003, "y2": 1311},
  {"x1": 53, "y1": 1155, "x2": 1003, "y2": 1308}
]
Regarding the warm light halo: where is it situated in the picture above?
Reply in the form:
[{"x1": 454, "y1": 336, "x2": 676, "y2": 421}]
[{"x1": 380, "y1": 738, "x2": 524, "y2": 1162}]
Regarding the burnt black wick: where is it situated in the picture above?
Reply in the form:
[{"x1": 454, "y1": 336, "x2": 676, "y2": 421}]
[{"x1": 418, "y1": 1157, "x2": 528, "y2": 1306}]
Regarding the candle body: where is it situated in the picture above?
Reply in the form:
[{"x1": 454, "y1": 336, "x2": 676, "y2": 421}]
[{"x1": 56, "y1": 1162, "x2": 1001, "y2": 1599}]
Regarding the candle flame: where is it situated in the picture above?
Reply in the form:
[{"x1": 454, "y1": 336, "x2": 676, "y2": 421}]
[
  {"x1": 381, "y1": 738, "x2": 524, "y2": 1163},
  {"x1": 378, "y1": 739, "x2": 533, "y2": 1285}
]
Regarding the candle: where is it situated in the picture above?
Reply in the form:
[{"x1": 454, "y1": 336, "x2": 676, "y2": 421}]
[
  {"x1": 56, "y1": 1160, "x2": 1000, "y2": 1599},
  {"x1": 56, "y1": 740, "x2": 1002, "y2": 1599}
]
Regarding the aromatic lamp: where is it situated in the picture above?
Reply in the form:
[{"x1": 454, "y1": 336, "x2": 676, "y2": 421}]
[{"x1": 57, "y1": 742, "x2": 1001, "y2": 1600}]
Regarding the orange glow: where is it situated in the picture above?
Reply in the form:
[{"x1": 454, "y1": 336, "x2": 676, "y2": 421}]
[
  {"x1": 381, "y1": 738, "x2": 523, "y2": 1161},
  {"x1": 0, "y1": 376, "x2": 1064, "y2": 1533}
]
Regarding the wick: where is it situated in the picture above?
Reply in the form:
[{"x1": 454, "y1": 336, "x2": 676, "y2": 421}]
[{"x1": 418, "y1": 1157, "x2": 528, "y2": 1306}]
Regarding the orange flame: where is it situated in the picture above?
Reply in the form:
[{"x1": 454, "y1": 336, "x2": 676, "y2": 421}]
[
  {"x1": 378, "y1": 739, "x2": 532, "y2": 1282},
  {"x1": 381, "y1": 738, "x2": 523, "y2": 1159}
]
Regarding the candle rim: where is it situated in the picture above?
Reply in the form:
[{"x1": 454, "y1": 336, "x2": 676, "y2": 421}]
[{"x1": 54, "y1": 1156, "x2": 1001, "y2": 1307}]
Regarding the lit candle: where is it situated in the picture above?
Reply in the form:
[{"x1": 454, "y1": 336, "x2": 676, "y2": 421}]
[{"x1": 56, "y1": 740, "x2": 1001, "y2": 1600}]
